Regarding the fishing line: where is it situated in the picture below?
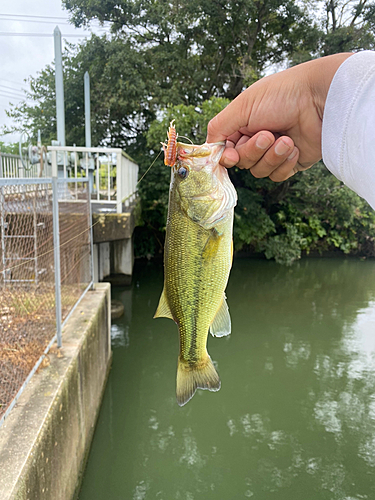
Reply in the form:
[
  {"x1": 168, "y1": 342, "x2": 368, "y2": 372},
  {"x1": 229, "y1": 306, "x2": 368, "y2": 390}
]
[
  {"x1": 0, "y1": 220, "x2": 101, "y2": 276},
  {"x1": 177, "y1": 135, "x2": 193, "y2": 144},
  {"x1": 136, "y1": 150, "x2": 162, "y2": 186}
]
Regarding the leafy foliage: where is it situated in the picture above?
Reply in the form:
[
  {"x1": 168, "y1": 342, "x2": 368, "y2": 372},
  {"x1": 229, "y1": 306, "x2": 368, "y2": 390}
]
[
  {"x1": 0, "y1": 142, "x2": 19, "y2": 154},
  {"x1": 4, "y1": 36, "x2": 155, "y2": 150},
  {"x1": 231, "y1": 161, "x2": 375, "y2": 265},
  {"x1": 321, "y1": 0, "x2": 375, "y2": 55},
  {"x1": 64, "y1": 0, "x2": 317, "y2": 99}
]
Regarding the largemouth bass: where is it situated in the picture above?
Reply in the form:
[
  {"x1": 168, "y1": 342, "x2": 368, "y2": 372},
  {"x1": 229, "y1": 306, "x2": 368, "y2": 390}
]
[{"x1": 154, "y1": 121, "x2": 237, "y2": 406}]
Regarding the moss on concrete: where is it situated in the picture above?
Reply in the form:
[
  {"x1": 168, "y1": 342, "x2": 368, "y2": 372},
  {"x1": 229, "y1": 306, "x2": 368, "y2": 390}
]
[{"x1": 92, "y1": 209, "x2": 135, "y2": 243}]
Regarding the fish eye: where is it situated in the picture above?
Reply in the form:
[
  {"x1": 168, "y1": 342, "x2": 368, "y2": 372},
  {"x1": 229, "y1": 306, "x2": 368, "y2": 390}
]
[{"x1": 177, "y1": 166, "x2": 189, "y2": 179}]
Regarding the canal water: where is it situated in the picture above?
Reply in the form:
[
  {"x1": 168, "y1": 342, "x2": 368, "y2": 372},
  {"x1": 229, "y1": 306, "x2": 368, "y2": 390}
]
[{"x1": 78, "y1": 258, "x2": 375, "y2": 500}]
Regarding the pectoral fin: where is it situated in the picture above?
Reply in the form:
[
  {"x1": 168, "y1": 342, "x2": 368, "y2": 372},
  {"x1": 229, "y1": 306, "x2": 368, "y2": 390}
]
[
  {"x1": 202, "y1": 229, "x2": 222, "y2": 259},
  {"x1": 210, "y1": 294, "x2": 231, "y2": 337},
  {"x1": 154, "y1": 288, "x2": 173, "y2": 320}
]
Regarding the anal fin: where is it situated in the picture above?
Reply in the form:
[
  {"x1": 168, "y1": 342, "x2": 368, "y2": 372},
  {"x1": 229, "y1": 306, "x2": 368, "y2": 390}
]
[
  {"x1": 154, "y1": 287, "x2": 173, "y2": 320},
  {"x1": 210, "y1": 294, "x2": 231, "y2": 337}
]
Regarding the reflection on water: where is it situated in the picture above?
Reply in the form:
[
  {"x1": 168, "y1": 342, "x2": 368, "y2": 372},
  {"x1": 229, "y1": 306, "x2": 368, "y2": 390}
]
[
  {"x1": 79, "y1": 258, "x2": 375, "y2": 500},
  {"x1": 111, "y1": 324, "x2": 130, "y2": 348}
]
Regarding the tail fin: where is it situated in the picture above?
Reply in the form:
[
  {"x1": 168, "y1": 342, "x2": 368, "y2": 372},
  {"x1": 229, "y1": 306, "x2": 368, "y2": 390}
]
[{"x1": 176, "y1": 354, "x2": 221, "y2": 407}]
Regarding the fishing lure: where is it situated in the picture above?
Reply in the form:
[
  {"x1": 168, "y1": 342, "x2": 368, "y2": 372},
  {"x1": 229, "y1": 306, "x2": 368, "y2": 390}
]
[{"x1": 162, "y1": 120, "x2": 178, "y2": 167}]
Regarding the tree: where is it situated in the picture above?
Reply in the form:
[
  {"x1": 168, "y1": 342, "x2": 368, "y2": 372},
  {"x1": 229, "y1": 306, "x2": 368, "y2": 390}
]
[
  {"x1": 4, "y1": 0, "x2": 375, "y2": 263},
  {"x1": 289, "y1": 0, "x2": 375, "y2": 64},
  {"x1": 4, "y1": 36, "x2": 155, "y2": 150},
  {"x1": 64, "y1": 0, "x2": 319, "y2": 98},
  {"x1": 322, "y1": 0, "x2": 375, "y2": 54},
  {"x1": 0, "y1": 142, "x2": 19, "y2": 154}
]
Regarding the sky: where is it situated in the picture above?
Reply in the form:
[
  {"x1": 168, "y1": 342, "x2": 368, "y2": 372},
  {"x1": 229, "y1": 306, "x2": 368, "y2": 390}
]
[{"x1": 0, "y1": 0, "x2": 108, "y2": 144}]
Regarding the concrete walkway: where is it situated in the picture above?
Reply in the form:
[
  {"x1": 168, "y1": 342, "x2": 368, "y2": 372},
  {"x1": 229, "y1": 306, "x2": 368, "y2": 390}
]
[{"x1": 0, "y1": 283, "x2": 111, "y2": 500}]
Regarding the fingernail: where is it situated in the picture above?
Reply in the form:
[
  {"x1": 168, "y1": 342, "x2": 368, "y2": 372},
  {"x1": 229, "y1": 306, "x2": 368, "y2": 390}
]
[
  {"x1": 275, "y1": 140, "x2": 290, "y2": 156},
  {"x1": 288, "y1": 147, "x2": 298, "y2": 160},
  {"x1": 256, "y1": 134, "x2": 272, "y2": 150}
]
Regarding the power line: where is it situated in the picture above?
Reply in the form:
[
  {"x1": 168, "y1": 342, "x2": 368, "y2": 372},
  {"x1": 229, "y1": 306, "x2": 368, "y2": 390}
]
[
  {"x1": 0, "y1": 78, "x2": 26, "y2": 88},
  {"x1": 0, "y1": 95, "x2": 25, "y2": 102},
  {"x1": 0, "y1": 99, "x2": 33, "y2": 108},
  {"x1": 0, "y1": 92, "x2": 32, "y2": 101},
  {"x1": 0, "y1": 13, "x2": 109, "y2": 26},
  {"x1": 0, "y1": 32, "x2": 90, "y2": 37},
  {"x1": 0, "y1": 93, "x2": 27, "y2": 101},
  {"x1": 0, "y1": 13, "x2": 69, "y2": 20},
  {"x1": 0, "y1": 88, "x2": 26, "y2": 96},
  {"x1": 0, "y1": 17, "x2": 109, "y2": 29},
  {"x1": 0, "y1": 17, "x2": 72, "y2": 26},
  {"x1": 0, "y1": 84, "x2": 25, "y2": 95}
]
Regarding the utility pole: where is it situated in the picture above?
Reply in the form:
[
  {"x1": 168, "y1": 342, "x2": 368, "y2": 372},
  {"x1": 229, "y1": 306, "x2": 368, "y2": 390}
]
[
  {"x1": 54, "y1": 26, "x2": 65, "y2": 147},
  {"x1": 84, "y1": 71, "x2": 91, "y2": 148}
]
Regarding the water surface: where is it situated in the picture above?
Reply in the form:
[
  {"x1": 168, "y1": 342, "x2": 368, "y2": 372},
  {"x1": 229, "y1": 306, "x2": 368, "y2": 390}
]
[{"x1": 79, "y1": 258, "x2": 375, "y2": 500}]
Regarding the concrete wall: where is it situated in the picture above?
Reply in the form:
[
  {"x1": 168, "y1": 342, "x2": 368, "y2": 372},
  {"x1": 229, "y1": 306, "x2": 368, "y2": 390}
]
[
  {"x1": 94, "y1": 240, "x2": 134, "y2": 285},
  {"x1": 0, "y1": 283, "x2": 111, "y2": 500},
  {"x1": 92, "y1": 206, "x2": 136, "y2": 285}
]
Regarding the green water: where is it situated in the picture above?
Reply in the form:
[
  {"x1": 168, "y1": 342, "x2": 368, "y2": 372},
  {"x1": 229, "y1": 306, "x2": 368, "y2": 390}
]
[{"x1": 79, "y1": 258, "x2": 375, "y2": 500}]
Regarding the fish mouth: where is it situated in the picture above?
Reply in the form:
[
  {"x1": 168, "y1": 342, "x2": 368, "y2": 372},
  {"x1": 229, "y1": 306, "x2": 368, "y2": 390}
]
[
  {"x1": 176, "y1": 141, "x2": 225, "y2": 164},
  {"x1": 177, "y1": 140, "x2": 225, "y2": 148}
]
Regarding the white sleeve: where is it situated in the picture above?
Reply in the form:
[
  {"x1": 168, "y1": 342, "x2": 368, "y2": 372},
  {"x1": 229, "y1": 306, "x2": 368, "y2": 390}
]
[{"x1": 322, "y1": 50, "x2": 375, "y2": 209}]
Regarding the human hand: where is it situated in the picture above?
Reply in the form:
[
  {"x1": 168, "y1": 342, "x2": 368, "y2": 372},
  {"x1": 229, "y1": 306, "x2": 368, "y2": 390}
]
[{"x1": 207, "y1": 53, "x2": 352, "y2": 181}]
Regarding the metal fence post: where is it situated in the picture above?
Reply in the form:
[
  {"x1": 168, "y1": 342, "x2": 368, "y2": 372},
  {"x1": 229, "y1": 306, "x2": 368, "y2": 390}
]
[
  {"x1": 52, "y1": 150, "x2": 58, "y2": 178},
  {"x1": 52, "y1": 177, "x2": 62, "y2": 348},
  {"x1": 88, "y1": 180, "x2": 95, "y2": 287},
  {"x1": 116, "y1": 153, "x2": 122, "y2": 213},
  {"x1": 126, "y1": 159, "x2": 131, "y2": 207}
]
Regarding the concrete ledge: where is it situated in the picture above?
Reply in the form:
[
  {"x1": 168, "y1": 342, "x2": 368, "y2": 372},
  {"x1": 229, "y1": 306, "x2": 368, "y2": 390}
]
[
  {"x1": 92, "y1": 209, "x2": 135, "y2": 243},
  {"x1": 0, "y1": 283, "x2": 111, "y2": 500}
]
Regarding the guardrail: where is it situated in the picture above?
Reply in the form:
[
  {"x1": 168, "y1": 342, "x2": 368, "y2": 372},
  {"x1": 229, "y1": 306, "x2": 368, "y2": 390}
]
[
  {"x1": 0, "y1": 153, "x2": 52, "y2": 179},
  {"x1": 48, "y1": 146, "x2": 139, "y2": 213}
]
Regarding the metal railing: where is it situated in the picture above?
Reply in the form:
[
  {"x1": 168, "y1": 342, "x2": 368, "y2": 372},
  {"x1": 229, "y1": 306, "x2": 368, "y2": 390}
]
[
  {"x1": 1, "y1": 147, "x2": 139, "y2": 213},
  {"x1": 0, "y1": 177, "x2": 93, "y2": 427},
  {"x1": 0, "y1": 152, "x2": 52, "y2": 179},
  {"x1": 48, "y1": 146, "x2": 139, "y2": 213}
]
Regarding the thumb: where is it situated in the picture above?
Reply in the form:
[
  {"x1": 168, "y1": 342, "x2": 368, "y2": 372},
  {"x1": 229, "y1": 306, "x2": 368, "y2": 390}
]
[{"x1": 206, "y1": 91, "x2": 251, "y2": 143}]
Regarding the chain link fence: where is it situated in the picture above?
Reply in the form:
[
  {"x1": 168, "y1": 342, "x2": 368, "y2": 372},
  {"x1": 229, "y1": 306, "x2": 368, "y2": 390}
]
[{"x1": 0, "y1": 178, "x2": 93, "y2": 425}]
